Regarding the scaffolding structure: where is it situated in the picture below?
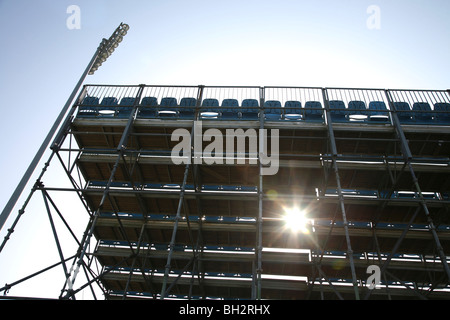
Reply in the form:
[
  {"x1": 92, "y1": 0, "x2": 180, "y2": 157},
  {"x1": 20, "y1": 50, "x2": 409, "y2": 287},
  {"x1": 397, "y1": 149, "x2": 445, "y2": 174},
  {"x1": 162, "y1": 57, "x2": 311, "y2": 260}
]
[{"x1": 1, "y1": 84, "x2": 450, "y2": 300}]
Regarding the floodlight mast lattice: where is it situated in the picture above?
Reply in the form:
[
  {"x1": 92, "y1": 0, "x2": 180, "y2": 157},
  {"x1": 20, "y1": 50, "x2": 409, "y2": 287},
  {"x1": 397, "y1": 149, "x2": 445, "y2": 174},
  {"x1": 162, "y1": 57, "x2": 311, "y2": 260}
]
[{"x1": 0, "y1": 23, "x2": 129, "y2": 235}]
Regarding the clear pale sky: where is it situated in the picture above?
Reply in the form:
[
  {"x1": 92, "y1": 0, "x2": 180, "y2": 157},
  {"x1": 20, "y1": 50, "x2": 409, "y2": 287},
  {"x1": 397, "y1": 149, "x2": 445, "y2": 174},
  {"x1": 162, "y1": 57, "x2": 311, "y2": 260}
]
[{"x1": 0, "y1": 0, "x2": 449, "y2": 298}]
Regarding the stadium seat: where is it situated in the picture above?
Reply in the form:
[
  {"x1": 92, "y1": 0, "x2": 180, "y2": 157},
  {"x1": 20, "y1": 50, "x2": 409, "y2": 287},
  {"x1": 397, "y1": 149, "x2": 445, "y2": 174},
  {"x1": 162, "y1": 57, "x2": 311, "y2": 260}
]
[
  {"x1": 99, "y1": 97, "x2": 118, "y2": 116},
  {"x1": 304, "y1": 101, "x2": 324, "y2": 121},
  {"x1": 202, "y1": 185, "x2": 221, "y2": 191},
  {"x1": 368, "y1": 101, "x2": 389, "y2": 122},
  {"x1": 328, "y1": 100, "x2": 347, "y2": 122},
  {"x1": 139, "y1": 96, "x2": 158, "y2": 118},
  {"x1": 393, "y1": 102, "x2": 413, "y2": 123},
  {"x1": 159, "y1": 97, "x2": 178, "y2": 118},
  {"x1": 221, "y1": 185, "x2": 239, "y2": 191},
  {"x1": 264, "y1": 100, "x2": 282, "y2": 120},
  {"x1": 117, "y1": 97, "x2": 136, "y2": 118},
  {"x1": 412, "y1": 102, "x2": 433, "y2": 122},
  {"x1": 348, "y1": 101, "x2": 368, "y2": 121},
  {"x1": 284, "y1": 101, "x2": 302, "y2": 120},
  {"x1": 201, "y1": 98, "x2": 220, "y2": 118},
  {"x1": 240, "y1": 186, "x2": 258, "y2": 192},
  {"x1": 241, "y1": 99, "x2": 259, "y2": 120},
  {"x1": 179, "y1": 97, "x2": 197, "y2": 119},
  {"x1": 144, "y1": 183, "x2": 163, "y2": 189},
  {"x1": 221, "y1": 99, "x2": 240, "y2": 119},
  {"x1": 434, "y1": 102, "x2": 450, "y2": 124},
  {"x1": 77, "y1": 96, "x2": 100, "y2": 117}
]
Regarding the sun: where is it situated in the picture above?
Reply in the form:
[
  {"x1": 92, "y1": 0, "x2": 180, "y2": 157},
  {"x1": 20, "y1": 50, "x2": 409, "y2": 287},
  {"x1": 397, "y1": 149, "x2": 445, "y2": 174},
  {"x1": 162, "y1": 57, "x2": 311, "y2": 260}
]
[{"x1": 283, "y1": 207, "x2": 311, "y2": 234}]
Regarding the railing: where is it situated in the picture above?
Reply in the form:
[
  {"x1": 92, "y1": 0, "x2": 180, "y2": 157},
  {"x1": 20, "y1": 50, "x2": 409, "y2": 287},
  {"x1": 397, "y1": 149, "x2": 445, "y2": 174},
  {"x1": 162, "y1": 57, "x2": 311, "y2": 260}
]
[
  {"x1": 388, "y1": 89, "x2": 450, "y2": 124},
  {"x1": 74, "y1": 85, "x2": 450, "y2": 125},
  {"x1": 264, "y1": 87, "x2": 325, "y2": 122},
  {"x1": 325, "y1": 88, "x2": 392, "y2": 123}
]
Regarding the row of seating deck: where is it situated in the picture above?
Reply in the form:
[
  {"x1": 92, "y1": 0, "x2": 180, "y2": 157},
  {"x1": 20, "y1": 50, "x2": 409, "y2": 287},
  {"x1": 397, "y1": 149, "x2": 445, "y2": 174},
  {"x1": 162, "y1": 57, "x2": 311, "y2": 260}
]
[
  {"x1": 88, "y1": 180, "x2": 447, "y2": 201},
  {"x1": 77, "y1": 96, "x2": 450, "y2": 123}
]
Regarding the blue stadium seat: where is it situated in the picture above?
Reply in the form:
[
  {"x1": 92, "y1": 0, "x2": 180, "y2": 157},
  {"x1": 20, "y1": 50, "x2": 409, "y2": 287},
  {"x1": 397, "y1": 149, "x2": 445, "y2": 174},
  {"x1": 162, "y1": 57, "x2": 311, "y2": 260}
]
[
  {"x1": 201, "y1": 98, "x2": 220, "y2": 118},
  {"x1": 173, "y1": 245, "x2": 185, "y2": 252},
  {"x1": 304, "y1": 101, "x2": 324, "y2": 122},
  {"x1": 159, "y1": 97, "x2": 178, "y2": 118},
  {"x1": 139, "y1": 96, "x2": 158, "y2": 118},
  {"x1": 163, "y1": 183, "x2": 180, "y2": 189},
  {"x1": 412, "y1": 102, "x2": 433, "y2": 122},
  {"x1": 241, "y1": 99, "x2": 259, "y2": 120},
  {"x1": 144, "y1": 183, "x2": 163, "y2": 189},
  {"x1": 221, "y1": 185, "x2": 239, "y2": 191},
  {"x1": 179, "y1": 97, "x2": 197, "y2": 119},
  {"x1": 77, "y1": 96, "x2": 100, "y2": 117},
  {"x1": 221, "y1": 99, "x2": 240, "y2": 119},
  {"x1": 348, "y1": 101, "x2": 368, "y2": 121},
  {"x1": 240, "y1": 186, "x2": 258, "y2": 192},
  {"x1": 284, "y1": 101, "x2": 302, "y2": 120},
  {"x1": 88, "y1": 180, "x2": 107, "y2": 188},
  {"x1": 117, "y1": 97, "x2": 136, "y2": 118},
  {"x1": 99, "y1": 97, "x2": 118, "y2": 116},
  {"x1": 393, "y1": 102, "x2": 413, "y2": 123},
  {"x1": 154, "y1": 244, "x2": 168, "y2": 251},
  {"x1": 368, "y1": 101, "x2": 389, "y2": 122},
  {"x1": 434, "y1": 102, "x2": 450, "y2": 124},
  {"x1": 328, "y1": 100, "x2": 347, "y2": 122},
  {"x1": 202, "y1": 185, "x2": 221, "y2": 191},
  {"x1": 264, "y1": 100, "x2": 282, "y2": 120}
]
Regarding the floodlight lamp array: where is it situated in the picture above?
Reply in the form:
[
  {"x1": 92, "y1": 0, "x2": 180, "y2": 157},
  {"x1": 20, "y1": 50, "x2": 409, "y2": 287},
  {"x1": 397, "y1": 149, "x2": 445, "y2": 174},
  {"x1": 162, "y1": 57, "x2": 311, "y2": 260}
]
[{"x1": 89, "y1": 23, "x2": 130, "y2": 75}]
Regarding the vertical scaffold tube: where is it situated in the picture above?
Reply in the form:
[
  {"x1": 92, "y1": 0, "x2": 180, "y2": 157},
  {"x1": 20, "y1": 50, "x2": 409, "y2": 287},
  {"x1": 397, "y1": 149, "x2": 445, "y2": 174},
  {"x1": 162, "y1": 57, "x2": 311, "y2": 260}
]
[
  {"x1": 322, "y1": 89, "x2": 360, "y2": 300},
  {"x1": 160, "y1": 162, "x2": 191, "y2": 299},
  {"x1": 161, "y1": 86, "x2": 204, "y2": 299},
  {"x1": 63, "y1": 85, "x2": 143, "y2": 299},
  {"x1": 386, "y1": 89, "x2": 450, "y2": 283}
]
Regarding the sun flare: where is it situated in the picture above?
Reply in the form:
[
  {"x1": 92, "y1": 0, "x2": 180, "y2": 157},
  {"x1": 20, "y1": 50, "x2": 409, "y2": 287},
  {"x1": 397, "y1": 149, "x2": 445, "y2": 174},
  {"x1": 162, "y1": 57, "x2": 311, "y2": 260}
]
[{"x1": 283, "y1": 207, "x2": 311, "y2": 234}]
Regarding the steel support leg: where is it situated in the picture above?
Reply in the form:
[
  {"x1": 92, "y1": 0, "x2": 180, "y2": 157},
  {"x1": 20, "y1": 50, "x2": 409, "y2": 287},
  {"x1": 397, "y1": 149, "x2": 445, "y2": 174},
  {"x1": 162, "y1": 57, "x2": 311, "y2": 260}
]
[
  {"x1": 63, "y1": 87, "x2": 144, "y2": 299},
  {"x1": 161, "y1": 86, "x2": 204, "y2": 299},
  {"x1": 408, "y1": 163, "x2": 450, "y2": 281},
  {"x1": 322, "y1": 88, "x2": 360, "y2": 300},
  {"x1": 255, "y1": 87, "x2": 265, "y2": 300},
  {"x1": 160, "y1": 162, "x2": 191, "y2": 299},
  {"x1": 386, "y1": 90, "x2": 450, "y2": 282}
]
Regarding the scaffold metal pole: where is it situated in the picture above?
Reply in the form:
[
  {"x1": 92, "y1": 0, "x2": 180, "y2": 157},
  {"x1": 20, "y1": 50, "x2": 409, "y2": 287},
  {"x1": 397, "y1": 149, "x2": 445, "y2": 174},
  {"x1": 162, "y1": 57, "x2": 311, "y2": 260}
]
[
  {"x1": 63, "y1": 85, "x2": 140, "y2": 300},
  {"x1": 255, "y1": 87, "x2": 265, "y2": 300},
  {"x1": 161, "y1": 86, "x2": 205, "y2": 299},
  {"x1": 322, "y1": 88, "x2": 360, "y2": 300},
  {"x1": 385, "y1": 89, "x2": 450, "y2": 282}
]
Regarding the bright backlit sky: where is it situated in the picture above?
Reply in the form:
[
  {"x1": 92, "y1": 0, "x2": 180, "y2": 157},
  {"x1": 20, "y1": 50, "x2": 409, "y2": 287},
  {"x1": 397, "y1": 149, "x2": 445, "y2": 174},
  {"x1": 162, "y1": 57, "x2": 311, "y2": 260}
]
[{"x1": 0, "y1": 0, "x2": 449, "y2": 299}]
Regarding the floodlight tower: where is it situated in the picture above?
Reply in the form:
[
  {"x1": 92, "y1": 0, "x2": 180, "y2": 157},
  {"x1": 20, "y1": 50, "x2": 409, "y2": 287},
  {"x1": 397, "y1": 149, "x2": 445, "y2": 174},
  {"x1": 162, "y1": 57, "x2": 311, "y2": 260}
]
[{"x1": 0, "y1": 23, "x2": 130, "y2": 245}]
